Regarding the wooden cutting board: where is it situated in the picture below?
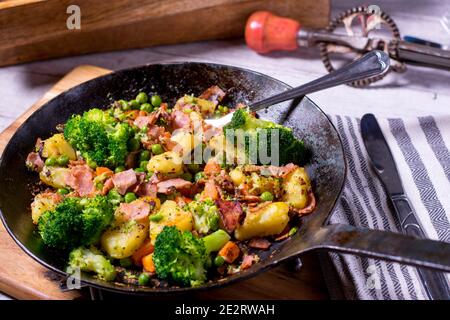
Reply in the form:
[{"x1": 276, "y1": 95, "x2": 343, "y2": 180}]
[{"x1": 0, "y1": 65, "x2": 329, "y2": 300}]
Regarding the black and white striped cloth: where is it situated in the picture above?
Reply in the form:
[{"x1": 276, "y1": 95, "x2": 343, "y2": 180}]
[{"x1": 320, "y1": 114, "x2": 450, "y2": 300}]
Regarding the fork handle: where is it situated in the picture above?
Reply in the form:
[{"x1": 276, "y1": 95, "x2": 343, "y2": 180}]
[{"x1": 249, "y1": 50, "x2": 390, "y2": 112}]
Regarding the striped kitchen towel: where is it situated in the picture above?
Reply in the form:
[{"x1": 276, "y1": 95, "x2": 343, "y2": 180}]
[{"x1": 320, "y1": 114, "x2": 450, "y2": 300}]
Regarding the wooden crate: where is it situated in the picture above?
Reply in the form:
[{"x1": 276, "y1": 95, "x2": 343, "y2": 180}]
[{"x1": 0, "y1": 0, "x2": 330, "y2": 66}]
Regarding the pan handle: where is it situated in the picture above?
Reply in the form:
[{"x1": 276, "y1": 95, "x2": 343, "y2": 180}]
[{"x1": 309, "y1": 224, "x2": 450, "y2": 272}]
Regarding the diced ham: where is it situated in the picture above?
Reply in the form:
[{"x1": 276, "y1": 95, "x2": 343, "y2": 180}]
[
  {"x1": 119, "y1": 199, "x2": 151, "y2": 221},
  {"x1": 112, "y1": 169, "x2": 137, "y2": 195},
  {"x1": 171, "y1": 110, "x2": 191, "y2": 130},
  {"x1": 156, "y1": 178, "x2": 192, "y2": 194},
  {"x1": 240, "y1": 254, "x2": 256, "y2": 270},
  {"x1": 199, "y1": 86, "x2": 226, "y2": 105},
  {"x1": 135, "y1": 182, "x2": 157, "y2": 197},
  {"x1": 215, "y1": 199, "x2": 244, "y2": 233},
  {"x1": 134, "y1": 116, "x2": 155, "y2": 129},
  {"x1": 26, "y1": 152, "x2": 44, "y2": 172},
  {"x1": 65, "y1": 165, "x2": 95, "y2": 197},
  {"x1": 101, "y1": 178, "x2": 114, "y2": 195},
  {"x1": 125, "y1": 151, "x2": 139, "y2": 169},
  {"x1": 248, "y1": 238, "x2": 271, "y2": 250},
  {"x1": 242, "y1": 163, "x2": 297, "y2": 178}
]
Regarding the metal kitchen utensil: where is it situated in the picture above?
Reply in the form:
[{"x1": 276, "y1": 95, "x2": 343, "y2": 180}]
[
  {"x1": 361, "y1": 113, "x2": 450, "y2": 300},
  {"x1": 246, "y1": 7, "x2": 450, "y2": 87}
]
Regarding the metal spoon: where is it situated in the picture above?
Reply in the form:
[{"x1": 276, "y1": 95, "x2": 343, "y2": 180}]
[{"x1": 205, "y1": 50, "x2": 390, "y2": 128}]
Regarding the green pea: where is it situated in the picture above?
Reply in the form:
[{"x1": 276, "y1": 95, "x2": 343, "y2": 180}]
[
  {"x1": 119, "y1": 258, "x2": 132, "y2": 268},
  {"x1": 195, "y1": 171, "x2": 205, "y2": 182},
  {"x1": 134, "y1": 168, "x2": 145, "y2": 173},
  {"x1": 136, "y1": 92, "x2": 148, "y2": 104},
  {"x1": 181, "y1": 172, "x2": 193, "y2": 182},
  {"x1": 222, "y1": 106, "x2": 229, "y2": 113},
  {"x1": 140, "y1": 150, "x2": 151, "y2": 162},
  {"x1": 128, "y1": 99, "x2": 140, "y2": 110},
  {"x1": 149, "y1": 213, "x2": 163, "y2": 222},
  {"x1": 96, "y1": 182, "x2": 104, "y2": 190},
  {"x1": 57, "y1": 188, "x2": 69, "y2": 195},
  {"x1": 151, "y1": 144, "x2": 163, "y2": 155},
  {"x1": 128, "y1": 138, "x2": 140, "y2": 151},
  {"x1": 150, "y1": 95, "x2": 162, "y2": 108},
  {"x1": 187, "y1": 163, "x2": 200, "y2": 173},
  {"x1": 108, "y1": 190, "x2": 123, "y2": 205},
  {"x1": 86, "y1": 158, "x2": 97, "y2": 169},
  {"x1": 214, "y1": 255, "x2": 225, "y2": 267},
  {"x1": 45, "y1": 157, "x2": 57, "y2": 166},
  {"x1": 140, "y1": 126, "x2": 148, "y2": 133},
  {"x1": 124, "y1": 192, "x2": 137, "y2": 203},
  {"x1": 140, "y1": 161, "x2": 149, "y2": 170},
  {"x1": 260, "y1": 191, "x2": 274, "y2": 202},
  {"x1": 57, "y1": 155, "x2": 70, "y2": 166},
  {"x1": 138, "y1": 273, "x2": 150, "y2": 286},
  {"x1": 140, "y1": 103, "x2": 153, "y2": 113},
  {"x1": 115, "y1": 166, "x2": 125, "y2": 173},
  {"x1": 118, "y1": 99, "x2": 129, "y2": 111}
]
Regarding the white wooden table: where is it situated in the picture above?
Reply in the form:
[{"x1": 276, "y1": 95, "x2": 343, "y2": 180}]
[{"x1": 0, "y1": 0, "x2": 449, "y2": 299}]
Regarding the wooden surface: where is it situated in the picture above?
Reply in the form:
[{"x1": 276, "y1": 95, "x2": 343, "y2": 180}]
[
  {"x1": 0, "y1": 0, "x2": 330, "y2": 67},
  {"x1": 0, "y1": 64, "x2": 329, "y2": 300}
]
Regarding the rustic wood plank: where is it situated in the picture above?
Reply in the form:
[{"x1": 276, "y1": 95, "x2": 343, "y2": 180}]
[
  {"x1": 0, "y1": 0, "x2": 330, "y2": 67},
  {"x1": 0, "y1": 64, "x2": 328, "y2": 300}
]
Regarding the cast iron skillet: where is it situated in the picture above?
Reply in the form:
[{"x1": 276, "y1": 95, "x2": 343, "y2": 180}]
[{"x1": 1, "y1": 63, "x2": 449, "y2": 295}]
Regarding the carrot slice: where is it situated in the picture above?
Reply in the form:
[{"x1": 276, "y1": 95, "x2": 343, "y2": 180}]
[
  {"x1": 218, "y1": 241, "x2": 240, "y2": 263},
  {"x1": 204, "y1": 159, "x2": 221, "y2": 176},
  {"x1": 95, "y1": 167, "x2": 113, "y2": 176},
  {"x1": 201, "y1": 180, "x2": 219, "y2": 201},
  {"x1": 142, "y1": 254, "x2": 156, "y2": 273},
  {"x1": 132, "y1": 240, "x2": 154, "y2": 266}
]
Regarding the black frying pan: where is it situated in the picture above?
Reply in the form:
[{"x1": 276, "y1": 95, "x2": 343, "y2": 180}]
[{"x1": 1, "y1": 63, "x2": 449, "y2": 295}]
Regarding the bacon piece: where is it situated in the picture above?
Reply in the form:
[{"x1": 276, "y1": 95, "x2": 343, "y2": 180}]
[
  {"x1": 101, "y1": 178, "x2": 114, "y2": 195},
  {"x1": 26, "y1": 152, "x2": 44, "y2": 172},
  {"x1": 240, "y1": 254, "x2": 256, "y2": 270},
  {"x1": 199, "y1": 86, "x2": 226, "y2": 105},
  {"x1": 248, "y1": 238, "x2": 271, "y2": 250},
  {"x1": 135, "y1": 182, "x2": 157, "y2": 197},
  {"x1": 119, "y1": 199, "x2": 151, "y2": 221},
  {"x1": 65, "y1": 165, "x2": 95, "y2": 197},
  {"x1": 171, "y1": 110, "x2": 191, "y2": 130},
  {"x1": 215, "y1": 199, "x2": 244, "y2": 233},
  {"x1": 69, "y1": 159, "x2": 86, "y2": 167},
  {"x1": 156, "y1": 178, "x2": 192, "y2": 194},
  {"x1": 112, "y1": 169, "x2": 137, "y2": 195},
  {"x1": 125, "y1": 151, "x2": 139, "y2": 169},
  {"x1": 134, "y1": 116, "x2": 155, "y2": 129},
  {"x1": 242, "y1": 163, "x2": 297, "y2": 178}
]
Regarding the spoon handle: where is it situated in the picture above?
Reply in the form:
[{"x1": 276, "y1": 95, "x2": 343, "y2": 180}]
[{"x1": 249, "y1": 50, "x2": 390, "y2": 112}]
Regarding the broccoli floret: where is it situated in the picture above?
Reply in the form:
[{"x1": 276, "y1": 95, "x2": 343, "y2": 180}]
[
  {"x1": 223, "y1": 108, "x2": 308, "y2": 165},
  {"x1": 38, "y1": 196, "x2": 114, "y2": 250},
  {"x1": 153, "y1": 226, "x2": 209, "y2": 287},
  {"x1": 64, "y1": 108, "x2": 133, "y2": 168},
  {"x1": 67, "y1": 246, "x2": 116, "y2": 281},
  {"x1": 186, "y1": 199, "x2": 220, "y2": 235}
]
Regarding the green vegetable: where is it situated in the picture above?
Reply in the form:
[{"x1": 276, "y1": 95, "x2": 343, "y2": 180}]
[
  {"x1": 288, "y1": 226, "x2": 298, "y2": 237},
  {"x1": 214, "y1": 255, "x2": 225, "y2": 267},
  {"x1": 181, "y1": 172, "x2": 193, "y2": 182},
  {"x1": 57, "y1": 188, "x2": 69, "y2": 195},
  {"x1": 223, "y1": 108, "x2": 308, "y2": 165},
  {"x1": 124, "y1": 192, "x2": 137, "y2": 203},
  {"x1": 134, "y1": 168, "x2": 145, "y2": 173},
  {"x1": 140, "y1": 103, "x2": 152, "y2": 113},
  {"x1": 64, "y1": 108, "x2": 133, "y2": 168},
  {"x1": 140, "y1": 161, "x2": 149, "y2": 169},
  {"x1": 107, "y1": 189, "x2": 123, "y2": 206},
  {"x1": 57, "y1": 155, "x2": 70, "y2": 166},
  {"x1": 187, "y1": 163, "x2": 200, "y2": 173},
  {"x1": 138, "y1": 272, "x2": 150, "y2": 285},
  {"x1": 149, "y1": 213, "x2": 164, "y2": 222},
  {"x1": 202, "y1": 229, "x2": 231, "y2": 253},
  {"x1": 151, "y1": 144, "x2": 163, "y2": 155},
  {"x1": 115, "y1": 166, "x2": 125, "y2": 173},
  {"x1": 118, "y1": 99, "x2": 129, "y2": 111},
  {"x1": 136, "y1": 92, "x2": 148, "y2": 104},
  {"x1": 45, "y1": 157, "x2": 57, "y2": 166},
  {"x1": 153, "y1": 226, "x2": 209, "y2": 287},
  {"x1": 187, "y1": 199, "x2": 220, "y2": 234},
  {"x1": 194, "y1": 171, "x2": 205, "y2": 182},
  {"x1": 128, "y1": 100, "x2": 140, "y2": 110},
  {"x1": 67, "y1": 246, "x2": 116, "y2": 281},
  {"x1": 260, "y1": 191, "x2": 274, "y2": 202},
  {"x1": 119, "y1": 257, "x2": 133, "y2": 267},
  {"x1": 151, "y1": 95, "x2": 162, "y2": 108},
  {"x1": 140, "y1": 150, "x2": 151, "y2": 162},
  {"x1": 38, "y1": 196, "x2": 114, "y2": 250},
  {"x1": 128, "y1": 137, "x2": 140, "y2": 152}
]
